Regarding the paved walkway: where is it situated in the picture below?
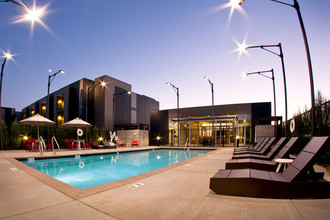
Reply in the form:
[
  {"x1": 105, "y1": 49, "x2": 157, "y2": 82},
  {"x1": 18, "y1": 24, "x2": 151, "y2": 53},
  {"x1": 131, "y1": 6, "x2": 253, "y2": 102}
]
[{"x1": 0, "y1": 147, "x2": 329, "y2": 220}]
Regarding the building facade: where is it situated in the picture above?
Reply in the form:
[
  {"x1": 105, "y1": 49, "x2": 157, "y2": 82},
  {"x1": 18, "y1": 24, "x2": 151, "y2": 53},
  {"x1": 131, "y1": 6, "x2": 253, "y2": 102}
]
[
  {"x1": 150, "y1": 102, "x2": 271, "y2": 146},
  {"x1": 22, "y1": 75, "x2": 159, "y2": 132}
]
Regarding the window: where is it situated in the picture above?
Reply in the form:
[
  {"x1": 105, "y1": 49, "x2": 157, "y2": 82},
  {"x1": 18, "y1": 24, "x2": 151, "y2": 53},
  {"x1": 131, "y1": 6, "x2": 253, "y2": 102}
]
[
  {"x1": 30, "y1": 107, "x2": 35, "y2": 116},
  {"x1": 41, "y1": 102, "x2": 46, "y2": 115},
  {"x1": 57, "y1": 95, "x2": 64, "y2": 110},
  {"x1": 57, "y1": 112, "x2": 64, "y2": 125}
]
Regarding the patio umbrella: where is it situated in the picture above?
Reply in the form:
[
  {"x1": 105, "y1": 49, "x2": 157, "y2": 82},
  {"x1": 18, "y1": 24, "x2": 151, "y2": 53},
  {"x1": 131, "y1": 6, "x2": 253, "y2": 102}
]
[
  {"x1": 61, "y1": 117, "x2": 92, "y2": 149},
  {"x1": 19, "y1": 114, "x2": 55, "y2": 151}
]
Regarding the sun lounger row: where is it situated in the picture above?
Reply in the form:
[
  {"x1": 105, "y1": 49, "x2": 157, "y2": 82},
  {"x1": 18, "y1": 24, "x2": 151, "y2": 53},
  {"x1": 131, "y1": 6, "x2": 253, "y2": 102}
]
[{"x1": 210, "y1": 136, "x2": 330, "y2": 199}]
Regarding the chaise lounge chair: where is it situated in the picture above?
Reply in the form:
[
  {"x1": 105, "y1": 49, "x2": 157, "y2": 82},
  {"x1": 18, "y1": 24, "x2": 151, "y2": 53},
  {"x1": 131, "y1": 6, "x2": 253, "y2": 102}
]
[
  {"x1": 92, "y1": 141, "x2": 104, "y2": 149},
  {"x1": 234, "y1": 137, "x2": 268, "y2": 153},
  {"x1": 231, "y1": 137, "x2": 289, "y2": 160},
  {"x1": 210, "y1": 136, "x2": 330, "y2": 199},
  {"x1": 226, "y1": 137, "x2": 299, "y2": 171},
  {"x1": 234, "y1": 137, "x2": 266, "y2": 152},
  {"x1": 233, "y1": 137, "x2": 275, "y2": 156},
  {"x1": 102, "y1": 141, "x2": 117, "y2": 149}
]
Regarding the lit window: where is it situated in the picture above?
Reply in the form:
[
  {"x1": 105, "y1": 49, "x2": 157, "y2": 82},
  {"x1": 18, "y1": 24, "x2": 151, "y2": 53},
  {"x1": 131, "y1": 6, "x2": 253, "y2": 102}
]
[
  {"x1": 41, "y1": 102, "x2": 46, "y2": 115},
  {"x1": 30, "y1": 107, "x2": 35, "y2": 116},
  {"x1": 57, "y1": 95, "x2": 64, "y2": 110},
  {"x1": 57, "y1": 113, "x2": 64, "y2": 125}
]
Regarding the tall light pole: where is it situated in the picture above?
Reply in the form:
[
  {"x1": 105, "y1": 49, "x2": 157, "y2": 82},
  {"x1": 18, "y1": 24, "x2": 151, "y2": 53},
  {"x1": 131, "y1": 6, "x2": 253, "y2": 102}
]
[
  {"x1": 47, "y1": 69, "x2": 64, "y2": 142},
  {"x1": 86, "y1": 81, "x2": 107, "y2": 123},
  {"x1": 204, "y1": 76, "x2": 215, "y2": 146},
  {"x1": 245, "y1": 69, "x2": 277, "y2": 137},
  {"x1": 47, "y1": 70, "x2": 64, "y2": 120},
  {"x1": 112, "y1": 90, "x2": 131, "y2": 131},
  {"x1": 246, "y1": 43, "x2": 288, "y2": 136},
  {"x1": 166, "y1": 82, "x2": 180, "y2": 146},
  {"x1": 232, "y1": 0, "x2": 315, "y2": 136},
  {"x1": 0, "y1": 51, "x2": 13, "y2": 150}
]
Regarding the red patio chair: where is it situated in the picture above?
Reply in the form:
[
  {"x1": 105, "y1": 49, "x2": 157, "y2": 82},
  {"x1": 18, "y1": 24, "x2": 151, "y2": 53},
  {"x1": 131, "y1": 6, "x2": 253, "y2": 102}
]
[
  {"x1": 28, "y1": 138, "x2": 39, "y2": 152},
  {"x1": 69, "y1": 139, "x2": 78, "y2": 150},
  {"x1": 24, "y1": 139, "x2": 34, "y2": 151},
  {"x1": 132, "y1": 140, "x2": 138, "y2": 147},
  {"x1": 117, "y1": 140, "x2": 126, "y2": 147},
  {"x1": 84, "y1": 139, "x2": 93, "y2": 150}
]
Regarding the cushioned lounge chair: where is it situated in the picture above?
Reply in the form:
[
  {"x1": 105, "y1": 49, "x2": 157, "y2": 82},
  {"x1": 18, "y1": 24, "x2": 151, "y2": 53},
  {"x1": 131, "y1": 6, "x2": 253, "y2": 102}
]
[
  {"x1": 234, "y1": 137, "x2": 266, "y2": 152},
  {"x1": 231, "y1": 137, "x2": 289, "y2": 160},
  {"x1": 210, "y1": 136, "x2": 330, "y2": 199},
  {"x1": 102, "y1": 141, "x2": 117, "y2": 149},
  {"x1": 226, "y1": 137, "x2": 299, "y2": 171},
  {"x1": 233, "y1": 137, "x2": 275, "y2": 156},
  {"x1": 92, "y1": 141, "x2": 104, "y2": 149}
]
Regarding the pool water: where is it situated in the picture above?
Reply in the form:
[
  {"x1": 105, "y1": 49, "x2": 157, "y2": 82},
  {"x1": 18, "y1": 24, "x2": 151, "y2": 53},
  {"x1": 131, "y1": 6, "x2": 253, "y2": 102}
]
[{"x1": 21, "y1": 149, "x2": 211, "y2": 189}]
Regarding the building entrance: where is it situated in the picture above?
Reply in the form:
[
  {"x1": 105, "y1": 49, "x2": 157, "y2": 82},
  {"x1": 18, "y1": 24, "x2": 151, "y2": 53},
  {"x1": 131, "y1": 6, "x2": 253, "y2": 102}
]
[{"x1": 169, "y1": 115, "x2": 250, "y2": 146}]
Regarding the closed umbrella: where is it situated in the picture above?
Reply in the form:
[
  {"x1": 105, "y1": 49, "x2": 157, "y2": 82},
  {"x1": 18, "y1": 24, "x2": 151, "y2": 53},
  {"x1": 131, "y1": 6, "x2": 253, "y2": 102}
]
[
  {"x1": 20, "y1": 114, "x2": 55, "y2": 151},
  {"x1": 61, "y1": 117, "x2": 92, "y2": 149}
]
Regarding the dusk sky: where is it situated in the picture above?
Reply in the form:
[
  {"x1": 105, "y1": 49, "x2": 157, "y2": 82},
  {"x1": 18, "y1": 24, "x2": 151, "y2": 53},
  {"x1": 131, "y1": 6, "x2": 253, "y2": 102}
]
[{"x1": 1, "y1": 0, "x2": 329, "y2": 120}]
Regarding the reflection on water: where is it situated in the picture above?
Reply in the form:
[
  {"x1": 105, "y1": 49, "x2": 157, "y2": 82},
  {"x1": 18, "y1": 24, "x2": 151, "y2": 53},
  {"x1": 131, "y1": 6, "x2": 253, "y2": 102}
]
[{"x1": 22, "y1": 149, "x2": 210, "y2": 189}]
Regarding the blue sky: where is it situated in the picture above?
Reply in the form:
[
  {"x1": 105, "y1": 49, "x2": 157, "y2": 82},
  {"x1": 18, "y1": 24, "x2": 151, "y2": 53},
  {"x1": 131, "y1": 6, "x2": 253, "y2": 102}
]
[{"x1": 1, "y1": 0, "x2": 330, "y2": 120}]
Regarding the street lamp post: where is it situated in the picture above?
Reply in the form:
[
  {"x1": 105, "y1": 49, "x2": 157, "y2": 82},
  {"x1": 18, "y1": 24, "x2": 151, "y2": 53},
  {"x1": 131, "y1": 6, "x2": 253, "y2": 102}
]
[
  {"x1": 204, "y1": 76, "x2": 215, "y2": 146},
  {"x1": 233, "y1": 0, "x2": 315, "y2": 136},
  {"x1": 1, "y1": 0, "x2": 29, "y2": 9},
  {"x1": 112, "y1": 90, "x2": 131, "y2": 131},
  {"x1": 85, "y1": 81, "x2": 107, "y2": 123},
  {"x1": 47, "y1": 70, "x2": 64, "y2": 120},
  {"x1": 0, "y1": 52, "x2": 13, "y2": 150},
  {"x1": 245, "y1": 69, "x2": 277, "y2": 137},
  {"x1": 166, "y1": 82, "x2": 180, "y2": 146},
  {"x1": 246, "y1": 43, "x2": 288, "y2": 136},
  {"x1": 46, "y1": 69, "x2": 64, "y2": 142}
]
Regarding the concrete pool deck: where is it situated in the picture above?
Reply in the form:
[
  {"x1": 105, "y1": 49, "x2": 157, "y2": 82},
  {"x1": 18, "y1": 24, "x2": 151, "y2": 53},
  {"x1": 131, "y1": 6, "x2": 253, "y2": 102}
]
[{"x1": 0, "y1": 147, "x2": 330, "y2": 219}]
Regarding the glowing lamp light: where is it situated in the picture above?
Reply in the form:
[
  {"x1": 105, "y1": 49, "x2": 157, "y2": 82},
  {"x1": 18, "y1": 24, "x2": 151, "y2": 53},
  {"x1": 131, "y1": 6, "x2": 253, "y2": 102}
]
[
  {"x1": 4, "y1": 52, "x2": 13, "y2": 60},
  {"x1": 156, "y1": 155, "x2": 161, "y2": 160},
  {"x1": 23, "y1": 136, "x2": 28, "y2": 140},
  {"x1": 101, "y1": 81, "x2": 106, "y2": 87},
  {"x1": 242, "y1": 72, "x2": 248, "y2": 78},
  {"x1": 156, "y1": 136, "x2": 161, "y2": 140},
  {"x1": 24, "y1": 7, "x2": 44, "y2": 22},
  {"x1": 42, "y1": 106, "x2": 46, "y2": 110},
  {"x1": 98, "y1": 137, "x2": 103, "y2": 141},
  {"x1": 229, "y1": 0, "x2": 245, "y2": 8}
]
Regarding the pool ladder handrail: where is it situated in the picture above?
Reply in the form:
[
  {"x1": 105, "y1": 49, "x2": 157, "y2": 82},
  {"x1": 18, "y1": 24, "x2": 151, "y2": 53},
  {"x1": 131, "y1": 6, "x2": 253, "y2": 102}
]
[
  {"x1": 39, "y1": 136, "x2": 60, "y2": 155},
  {"x1": 39, "y1": 136, "x2": 45, "y2": 155},
  {"x1": 51, "y1": 136, "x2": 60, "y2": 155}
]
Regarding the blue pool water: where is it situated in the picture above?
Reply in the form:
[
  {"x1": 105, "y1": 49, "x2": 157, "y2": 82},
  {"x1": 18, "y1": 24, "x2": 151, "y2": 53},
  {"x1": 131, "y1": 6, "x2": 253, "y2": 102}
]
[{"x1": 21, "y1": 149, "x2": 211, "y2": 189}]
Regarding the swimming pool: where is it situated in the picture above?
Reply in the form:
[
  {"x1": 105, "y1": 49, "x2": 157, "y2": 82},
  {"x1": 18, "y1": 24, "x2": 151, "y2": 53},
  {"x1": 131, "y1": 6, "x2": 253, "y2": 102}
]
[{"x1": 21, "y1": 149, "x2": 211, "y2": 189}]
